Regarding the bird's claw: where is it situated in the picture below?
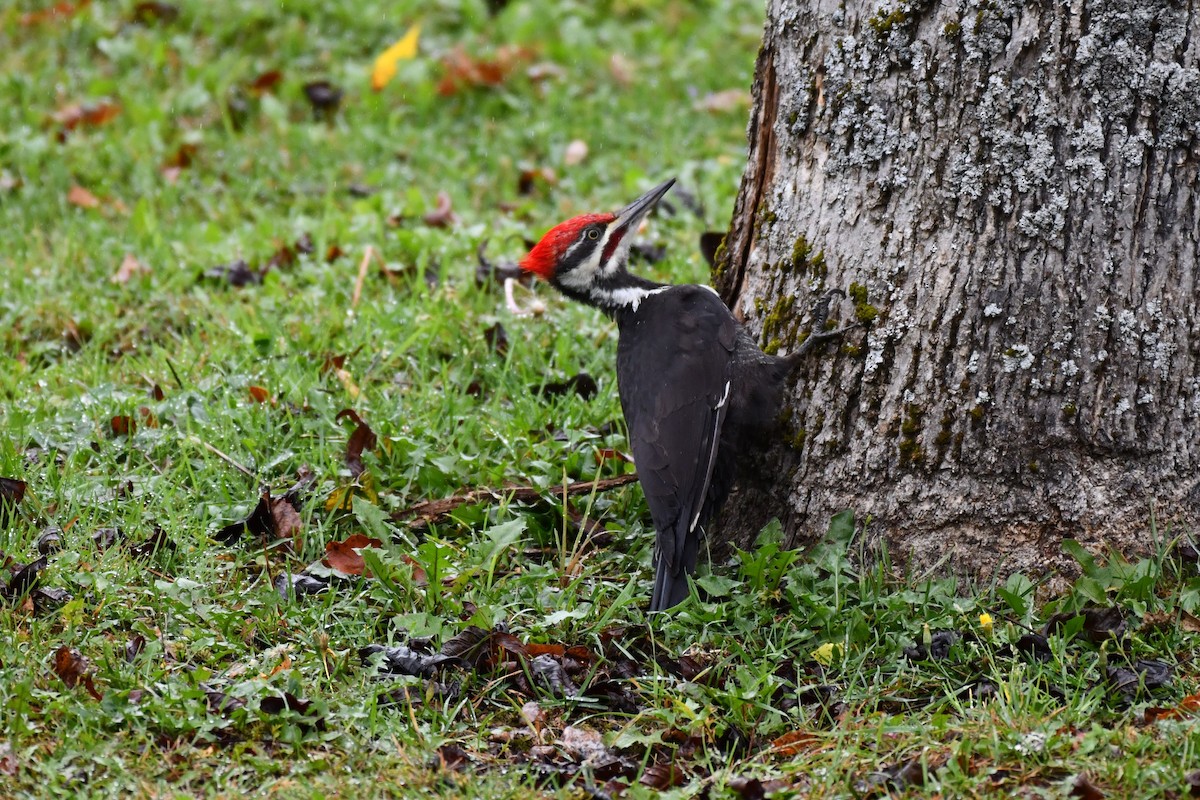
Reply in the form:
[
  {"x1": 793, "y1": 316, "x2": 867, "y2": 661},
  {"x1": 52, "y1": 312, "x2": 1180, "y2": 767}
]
[{"x1": 788, "y1": 288, "x2": 857, "y2": 362}]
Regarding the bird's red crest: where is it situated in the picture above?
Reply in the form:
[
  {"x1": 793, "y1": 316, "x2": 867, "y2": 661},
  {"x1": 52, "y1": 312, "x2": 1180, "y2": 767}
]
[{"x1": 520, "y1": 213, "x2": 615, "y2": 279}]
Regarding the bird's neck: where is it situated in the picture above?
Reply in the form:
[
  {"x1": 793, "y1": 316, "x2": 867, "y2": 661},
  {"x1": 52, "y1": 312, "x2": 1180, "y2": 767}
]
[{"x1": 562, "y1": 269, "x2": 667, "y2": 317}]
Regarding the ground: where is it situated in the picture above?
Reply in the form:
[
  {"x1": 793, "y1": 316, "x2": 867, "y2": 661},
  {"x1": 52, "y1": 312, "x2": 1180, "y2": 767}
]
[{"x1": 1, "y1": 1, "x2": 1199, "y2": 798}]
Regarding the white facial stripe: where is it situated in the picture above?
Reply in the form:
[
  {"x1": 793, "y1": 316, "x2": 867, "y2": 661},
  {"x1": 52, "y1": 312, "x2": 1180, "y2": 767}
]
[{"x1": 558, "y1": 242, "x2": 604, "y2": 291}]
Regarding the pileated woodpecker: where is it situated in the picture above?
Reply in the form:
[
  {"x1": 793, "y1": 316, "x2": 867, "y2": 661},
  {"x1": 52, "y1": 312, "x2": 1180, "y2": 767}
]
[{"x1": 520, "y1": 179, "x2": 849, "y2": 611}]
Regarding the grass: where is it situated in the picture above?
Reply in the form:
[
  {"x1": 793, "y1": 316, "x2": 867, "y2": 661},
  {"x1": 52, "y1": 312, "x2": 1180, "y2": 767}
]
[{"x1": 2, "y1": 1, "x2": 1200, "y2": 797}]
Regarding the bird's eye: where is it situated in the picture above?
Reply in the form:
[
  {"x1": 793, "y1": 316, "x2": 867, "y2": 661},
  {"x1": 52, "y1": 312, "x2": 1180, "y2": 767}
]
[{"x1": 586, "y1": 228, "x2": 600, "y2": 240}]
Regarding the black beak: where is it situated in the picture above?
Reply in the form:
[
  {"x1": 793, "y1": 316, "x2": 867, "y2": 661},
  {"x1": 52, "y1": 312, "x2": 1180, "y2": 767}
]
[{"x1": 611, "y1": 178, "x2": 675, "y2": 236}]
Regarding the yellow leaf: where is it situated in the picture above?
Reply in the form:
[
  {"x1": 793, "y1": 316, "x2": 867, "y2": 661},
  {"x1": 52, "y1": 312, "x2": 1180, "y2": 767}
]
[
  {"x1": 811, "y1": 642, "x2": 843, "y2": 666},
  {"x1": 372, "y1": 24, "x2": 421, "y2": 91}
]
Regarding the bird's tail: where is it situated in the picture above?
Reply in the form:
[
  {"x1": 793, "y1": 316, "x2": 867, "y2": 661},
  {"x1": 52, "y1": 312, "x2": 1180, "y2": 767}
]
[{"x1": 649, "y1": 532, "x2": 700, "y2": 612}]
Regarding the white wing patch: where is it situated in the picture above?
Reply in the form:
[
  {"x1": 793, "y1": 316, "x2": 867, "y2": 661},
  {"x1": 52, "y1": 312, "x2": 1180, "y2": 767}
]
[{"x1": 689, "y1": 379, "x2": 732, "y2": 533}]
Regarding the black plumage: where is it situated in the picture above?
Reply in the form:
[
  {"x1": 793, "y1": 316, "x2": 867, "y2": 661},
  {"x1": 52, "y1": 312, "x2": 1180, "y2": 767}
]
[{"x1": 520, "y1": 179, "x2": 848, "y2": 611}]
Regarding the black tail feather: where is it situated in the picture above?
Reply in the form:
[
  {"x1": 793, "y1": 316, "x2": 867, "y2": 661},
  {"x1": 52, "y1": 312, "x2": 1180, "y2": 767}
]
[{"x1": 649, "y1": 532, "x2": 700, "y2": 612}]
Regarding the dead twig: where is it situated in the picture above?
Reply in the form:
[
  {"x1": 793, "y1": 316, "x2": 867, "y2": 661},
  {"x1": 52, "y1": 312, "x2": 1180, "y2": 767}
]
[
  {"x1": 394, "y1": 474, "x2": 639, "y2": 527},
  {"x1": 351, "y1": 245, "x2": 376, "y2": 309}
]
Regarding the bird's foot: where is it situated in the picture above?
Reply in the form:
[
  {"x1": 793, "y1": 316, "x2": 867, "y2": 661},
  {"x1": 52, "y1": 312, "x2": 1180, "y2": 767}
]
[{"x1": 788, "y1": 288, "x2": 859, "y2": 362}]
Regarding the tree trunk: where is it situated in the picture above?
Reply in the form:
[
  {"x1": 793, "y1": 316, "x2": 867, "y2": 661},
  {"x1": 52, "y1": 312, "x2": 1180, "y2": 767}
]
[{"x1": 715, "y1": 0, "x2": 1200, "y2": 581}]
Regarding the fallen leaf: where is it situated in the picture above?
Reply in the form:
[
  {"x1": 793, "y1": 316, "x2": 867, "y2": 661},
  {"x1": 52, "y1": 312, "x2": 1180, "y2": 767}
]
[
  {"x1": 125, "y1": 635, "x2": 147, "y2": 662},
  {"x1": 128, "y1": 527, "x2": 176, "y2": 559},
  {"x1": 249, "y1": 70, "x2": 283, "y2": 95},
  {"x1": 247, "y1": 386, "x2": 271, "y2": 404},
  {"x1": 336, "y1": 409, "x2": 377, "y2": 478},
  {"x1": 372, "y1": 23, "x2": 421, "y2": 91},
  {"x1": 52, "y1": 646, "x2": 103, "y2": 700},
  {"x1": 92, "y1": 527, "x2": 125, "y2": 550},
  {"x1": 322, "y1": 533, "x2": 383, "y2": 576},
  {"x1": 1185, "y1": 769, "x2": 1200, "y2": 797},
  {"x1": 21, "y1": 0, "x2": 90, "y2": 26},
  {"x1": 52, "y1": 100, "x2": 121, "y2": 134},
  {"x1": 437, "y1": 44, "x2": 535, "y2": 96},
  {"x1": 1071, "y1": 774, "x2": 1106, "y2": 800},
  {"x1": 4, "y1": 557, "x2": 47, "y2": 600},
  {"x1": 203, "y1": 685, "x2": 245, "y2": 715},
  {"x1": 641, "y1": 763, "x2": 686, "y2": 790},
  {"x1": 694, "y1": 88, "x2": 751, "y2": 113},
  {"x1": 563, "y1": 139, "x2": 588, "y2": 166},
  {"x1": 110, "y1": 415, "x2": 135, "y2": 436},
  {"x1": 1181, "y1": 611, "x2": 1200, "y2": 633},
  {"x1": 162, "y1": 143, "x2": 198, "y2": 172},
  {"x1": 270, "y1": 495, "x2": 303, "y2": 545},
  {"x1": 1045, "y1": 606, "x2": 1127, "y2": 643},
  {"x1": 0, "y1": 478, "x2": 26, "y2": 525},
  {"x1": 215, "y1": 489, "x2": 304, "y2": 545},
  {"x1": 361, "y1": 643, "x2": 462, "y2": 677},
  {"x1": 111, "y1": 254, "x2": 148, "y2": 284},
  {"x1": 530, "y1": 653, "x2": 576, "y2": 697},
  {"x1": 422, "y1": 191, "x2": 458, "y2": 227},
  {"x1": 335, "y1": 368, "x2": 361, "y2": 399},
  {"x1": 770, "y1": 729, "x2": 822, "y2": 756},
  {"x1": 131, "y1": 2, "x2": 178, "y2": 24},
  {"x1": 67, "y1": 185, "x2": 101, "y2": 209}
]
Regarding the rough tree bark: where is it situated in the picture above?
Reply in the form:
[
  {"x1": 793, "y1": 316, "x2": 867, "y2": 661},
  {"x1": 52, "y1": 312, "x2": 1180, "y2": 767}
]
[{"x1": 715, "y1": 0, "x2": 1200, "y2": 580}]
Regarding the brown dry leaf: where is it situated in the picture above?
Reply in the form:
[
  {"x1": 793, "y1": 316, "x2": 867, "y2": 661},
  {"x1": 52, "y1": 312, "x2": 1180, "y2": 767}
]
[
  {"x1": 563, "y1": 139, "x2": 588, "y2": 166},
  {"x1": 111, "y1": 415, "x2": 136, "y2": 436},
  {"x1": 162, "y1": 143, "x2": 198, "y2": 170},
  {"x1": 1144, "y1": 693, "x2": 1200, "y2": 723},
  {"x1": 322, "y1": 533, "x2": 383, "y2": 576},
  {"x1": 770, "y1": 729, "x2": 823, "y2": 756},
  {"x1": 111, "y1": 254, "x2": 148, "y2": 284},
  {"x1": 422, "y1": 191, "x2": 459, "y2": 228},
  {"x1": 52, "y1": 100, "x2": 121, "y2": 134},
  {"x1": 21, "y1": 0, "x2": 90, "y2": 26},
  {"x1": 640, "y1": 763, "x2": 686, "y2": 790},
  {"x1": 401, "y1": 554, "x2": 428, "y2": 586},
  {"x1": 437, "y1": 44, "x2": 535, "y2": 96},
  {"x1": 693, "y1": 88, "x2": 751, "y2": 113},
  {"x1": 336, "y1": 409, "x2": 377, "y2": 478},
  {"x1": 250, "y1": 70, "x2": 284, "y2": 95},
  {"x1": 1071, "y1": 774, "x2": 1106, "y2": 800},
  {"x1": 1181, "y1": 611, "x2": 1200, "y2": 633},
  {"x1": 247, "y1": 386, "x2": 271, "y2": 404},
  {"x1": 52, "y1": 646, "x2": 103, "y2": 700},
  {"x1": 0, "y1": 478, "x2": 27, "y2": 512},
  {"x1": 67, "y1": 185, "x2": 101, "y2": 209},
  {"x1": 269, "y1": 496, "x2": 303, "y2": 545}
]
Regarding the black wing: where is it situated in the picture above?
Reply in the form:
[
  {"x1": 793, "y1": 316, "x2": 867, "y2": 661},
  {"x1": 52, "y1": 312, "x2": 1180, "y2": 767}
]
[{"x1": 615, "y1": 286, "x2": 738, "y2": 610}]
